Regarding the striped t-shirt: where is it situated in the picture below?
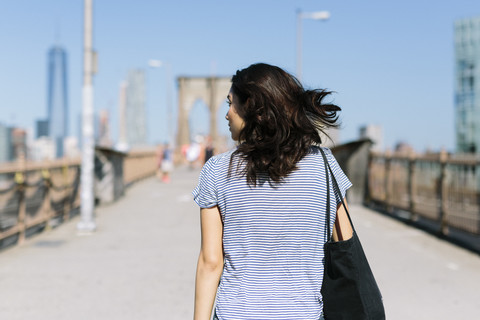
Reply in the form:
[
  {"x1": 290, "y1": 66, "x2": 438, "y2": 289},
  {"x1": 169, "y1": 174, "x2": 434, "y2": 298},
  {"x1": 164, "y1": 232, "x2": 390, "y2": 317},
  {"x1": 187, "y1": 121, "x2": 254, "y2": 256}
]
[{"x1": 192, "y1": 146, "x2": 352, "y2": 320}]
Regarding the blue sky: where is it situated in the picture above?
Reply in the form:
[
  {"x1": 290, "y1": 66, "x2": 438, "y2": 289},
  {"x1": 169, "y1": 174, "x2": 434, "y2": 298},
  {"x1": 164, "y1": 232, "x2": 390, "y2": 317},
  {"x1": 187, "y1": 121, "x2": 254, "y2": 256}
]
[{"x1": 1, "y1": 0, "x2": 479, "y2": 152}]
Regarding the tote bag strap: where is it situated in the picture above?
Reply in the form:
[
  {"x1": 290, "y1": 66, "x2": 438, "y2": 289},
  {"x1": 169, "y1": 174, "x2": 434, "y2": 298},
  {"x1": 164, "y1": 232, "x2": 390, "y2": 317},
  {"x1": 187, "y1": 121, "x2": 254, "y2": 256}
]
[
  {"x1": 319, "y1": 148, "x2": 356, "y2": 238},
  {"x1": 320, "y1": 147, "x2": 332, "y2": 239}
]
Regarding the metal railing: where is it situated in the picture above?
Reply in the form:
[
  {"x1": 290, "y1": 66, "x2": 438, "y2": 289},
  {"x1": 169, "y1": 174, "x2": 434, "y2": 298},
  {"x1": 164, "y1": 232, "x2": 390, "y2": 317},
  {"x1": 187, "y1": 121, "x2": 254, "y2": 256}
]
[
  {"x1": 123, "y1": 149, "x2": 158, "y2": 186},
  {"x1": 367, "y1": 150, "x2": 480, "y2": 236},
  {"x1": 0, "y1": 158, "x2": 81, "y2": 246},
  {"x1": 0, "y1": 148, "x2": 158, "y2": 249}
]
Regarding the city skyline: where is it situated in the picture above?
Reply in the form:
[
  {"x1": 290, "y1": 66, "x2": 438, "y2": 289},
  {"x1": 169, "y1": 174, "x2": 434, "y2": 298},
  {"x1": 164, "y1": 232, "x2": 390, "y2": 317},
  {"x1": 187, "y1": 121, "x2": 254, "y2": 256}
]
[{"x1": 1, "y1": 1, "x2": 480, "y2": 152}]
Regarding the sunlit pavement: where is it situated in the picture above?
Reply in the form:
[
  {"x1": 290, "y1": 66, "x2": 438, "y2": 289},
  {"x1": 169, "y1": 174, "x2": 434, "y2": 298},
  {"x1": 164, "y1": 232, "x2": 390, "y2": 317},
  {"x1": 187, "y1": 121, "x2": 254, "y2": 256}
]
[{"x1": 0, "y1": 166, "x2": 479, "y2": 320}]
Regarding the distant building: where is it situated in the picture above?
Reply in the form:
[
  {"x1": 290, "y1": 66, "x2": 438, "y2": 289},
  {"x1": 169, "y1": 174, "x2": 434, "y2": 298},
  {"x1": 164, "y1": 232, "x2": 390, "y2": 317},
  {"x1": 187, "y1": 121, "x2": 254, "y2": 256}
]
[
  {"x1": 359, "y1": 125, "x2": 383, "y2": 152},
  {"x1": 316, "y1": 128, "x2": 339, "y2": 148},
  {"x1": 30, "y1": 137, "x2": 56, "y2": 161},
  {"x1": 64, "y1": 136, "x2": 80, "y2": 159},
  {"x1": 125, "y1": 69, "x2": 147, "y2": 147},
  {"x1": 116, "y1": 81, "x2": 129, "y2": 152},
  {"x1": 323, "y1": 128, "x2": 340, "y2": 148},
  {"x1": 0, "y1": 123, "x2": 12, "y2": 163},
  {"x1": 0, "y1": 125, "x2": 28, "y2": 162},
  {"x1": 98, "y1": 109, "x2": 112, "y2": 147},
  {"x1": 47, "y1": 45, "x2": 69, "y2": 157},
  {"x1": 394, "y1": 141, "x2": 415, "y2": 155},
  {"x1": 11, "y1": 128, "x2": 27, "y2": 161},
  {"x1": 36, "y1": 119, "x2": 49, "y2": 138},
  {"x1": 455, "y1": 16, "x2": 480, "y2": 153}
]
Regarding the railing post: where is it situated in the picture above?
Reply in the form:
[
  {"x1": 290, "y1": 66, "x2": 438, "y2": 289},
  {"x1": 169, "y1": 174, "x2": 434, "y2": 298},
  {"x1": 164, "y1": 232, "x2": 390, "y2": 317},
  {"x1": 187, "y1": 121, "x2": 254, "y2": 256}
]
[
  {"x1": 15, "y1": 158, "x2": 26, "y2": 245},
  {"x1": 408, "y1": 150, "x2": 417, "y2": 221},
  {"x1": 365, "y1": 151, "x2": 373, "y2": 205},
  {"x1": 439, "y1": 149, "x2": 449, "y2": 236},
  {"x1": 62, "y1": 164, "x2": 71, "y2": 222},
  {"x1": 384, "y1": 149, "x2": 393, "y2": 213},
  {"x1": 41, "y1": 168, "x2": 53, "y2": 230}
]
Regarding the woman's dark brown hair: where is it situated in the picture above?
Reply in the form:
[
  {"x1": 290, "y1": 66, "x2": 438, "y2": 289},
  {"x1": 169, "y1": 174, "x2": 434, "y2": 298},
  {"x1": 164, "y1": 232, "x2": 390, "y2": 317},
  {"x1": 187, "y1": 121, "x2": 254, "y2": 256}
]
[{"x1": 230, "y1": 63, "x2": 341, "y2": 186}]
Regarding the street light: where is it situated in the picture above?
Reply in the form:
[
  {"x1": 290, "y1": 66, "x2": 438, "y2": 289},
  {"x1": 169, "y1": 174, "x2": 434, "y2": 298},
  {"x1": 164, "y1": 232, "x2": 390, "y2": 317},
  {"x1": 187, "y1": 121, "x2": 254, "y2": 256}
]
[
  {"x1": 148, "y1": 59, "x2": 174, "y2": 146},
  {"x1": 78, "y1": 0, "x2": 96, "y2": 233},
  {"x1": 296, "y1": 9, "x2": 330, "y2": 81}
]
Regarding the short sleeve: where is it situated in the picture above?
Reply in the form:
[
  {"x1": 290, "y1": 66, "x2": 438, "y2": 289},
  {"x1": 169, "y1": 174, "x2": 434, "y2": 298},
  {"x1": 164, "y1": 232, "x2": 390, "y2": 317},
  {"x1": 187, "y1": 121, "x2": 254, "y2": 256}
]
[
  {"x1": 192, "y1": 157, "x2": 218, "y2": 208},
  {"x1": 324, "y1": 148, "x2": 353, "y2": 203}
]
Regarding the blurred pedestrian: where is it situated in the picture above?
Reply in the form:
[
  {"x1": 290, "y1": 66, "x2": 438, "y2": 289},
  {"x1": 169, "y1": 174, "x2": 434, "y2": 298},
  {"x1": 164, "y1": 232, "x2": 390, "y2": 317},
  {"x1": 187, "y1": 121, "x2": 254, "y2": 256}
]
[
  {"x1": 159, "y1": 143, "x2": 173, "y2": 183},
  {"x1": 186, "y1": 139, "x2": 201, "y2": 169},
  {"x1": 204, "y1": 136, "x2": 214, "y2": 163}
]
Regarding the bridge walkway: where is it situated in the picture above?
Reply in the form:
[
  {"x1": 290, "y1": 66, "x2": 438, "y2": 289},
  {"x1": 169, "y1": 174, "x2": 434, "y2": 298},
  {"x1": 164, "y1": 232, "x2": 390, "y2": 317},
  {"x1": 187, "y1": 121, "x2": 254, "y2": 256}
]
[{"x1": 0, "y1": 167, "x2": 479, "y2": 319}]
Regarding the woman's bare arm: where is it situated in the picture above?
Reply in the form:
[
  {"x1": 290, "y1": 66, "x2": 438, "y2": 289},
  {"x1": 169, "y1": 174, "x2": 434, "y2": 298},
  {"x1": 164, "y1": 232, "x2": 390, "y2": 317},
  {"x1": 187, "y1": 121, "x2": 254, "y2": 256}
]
[
  {"x1": 332, "y1": 198, "x2": 354, "y2": 242},
  {"x1": 194, "y1": 206, "x2": 224, "y2": 320}
]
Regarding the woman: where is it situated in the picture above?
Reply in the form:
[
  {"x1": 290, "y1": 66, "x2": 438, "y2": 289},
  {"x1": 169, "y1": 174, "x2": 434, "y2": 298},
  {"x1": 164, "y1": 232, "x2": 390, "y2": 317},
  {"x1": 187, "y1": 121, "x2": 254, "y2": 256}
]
[{"x1": 192, "y1": 63, "x2": 353, "y2": 320}]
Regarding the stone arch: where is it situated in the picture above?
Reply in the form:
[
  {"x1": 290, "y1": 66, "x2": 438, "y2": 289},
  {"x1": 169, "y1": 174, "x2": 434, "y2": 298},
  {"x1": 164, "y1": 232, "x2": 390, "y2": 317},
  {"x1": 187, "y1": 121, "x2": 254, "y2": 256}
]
[
  {"x1": 176, "y1": 76, "x2": 231, "y2": 151},
  {"x1": 189, "y1": 98, "x2": 210, "y2": 137}
]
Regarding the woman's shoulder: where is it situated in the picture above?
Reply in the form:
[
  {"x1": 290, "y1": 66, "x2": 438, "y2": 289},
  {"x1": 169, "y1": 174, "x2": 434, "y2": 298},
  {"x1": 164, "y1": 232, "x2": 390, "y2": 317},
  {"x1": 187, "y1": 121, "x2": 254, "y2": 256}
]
[
  {"x1": 307, "y1": 145, "x2": 333, "y2": 157},
  {"x1": 300, "y1": 145, "x2": 341, "y2": 170},
  {"x1": 208, "y1": 149, "x2": 235, "y2": 162}
]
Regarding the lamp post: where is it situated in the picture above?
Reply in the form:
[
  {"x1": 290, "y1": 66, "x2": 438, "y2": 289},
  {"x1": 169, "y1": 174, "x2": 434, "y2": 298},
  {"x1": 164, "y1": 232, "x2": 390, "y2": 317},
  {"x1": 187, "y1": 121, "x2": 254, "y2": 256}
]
[
  {"x1": 296, "y1": 9, "x2": 330, "y2": 81},
  {"x1": 78, "y1": 0, "x2": 96, "y2": 233},
  {"x1": 148, "y1": 59, "x2": 174, "y2": 146}
]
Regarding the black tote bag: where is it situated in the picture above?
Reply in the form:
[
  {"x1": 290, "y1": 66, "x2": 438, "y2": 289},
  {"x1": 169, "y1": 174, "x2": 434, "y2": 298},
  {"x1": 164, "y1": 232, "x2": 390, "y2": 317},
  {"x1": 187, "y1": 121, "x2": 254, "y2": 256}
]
[{"x1": 320, "y1": 148, "x2": 385, "y2": 320}]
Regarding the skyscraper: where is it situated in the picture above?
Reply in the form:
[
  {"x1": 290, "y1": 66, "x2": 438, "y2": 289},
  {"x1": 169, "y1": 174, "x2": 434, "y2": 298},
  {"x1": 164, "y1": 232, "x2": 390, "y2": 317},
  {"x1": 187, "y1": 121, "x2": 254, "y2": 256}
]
[
  {"x1": 116, "y1": 81, "x2": 129, "y2": 152},
  {"x1": 125, "y1": 69, "x2": 147, "y2": 147},
  {"x1": 35, "y1": 119, "x2": 49, "y2": 138},
  {"x1": 47, "y1": 46, "x2": 69, "y2": 157},
  {"x1": 455, "y1": 16, "x2": 480, "y2": 153}
]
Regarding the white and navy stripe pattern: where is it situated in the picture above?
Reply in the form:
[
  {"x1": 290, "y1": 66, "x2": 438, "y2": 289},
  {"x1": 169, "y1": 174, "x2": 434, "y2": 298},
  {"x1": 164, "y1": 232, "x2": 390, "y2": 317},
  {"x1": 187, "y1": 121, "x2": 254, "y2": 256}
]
[{"x1": 193, "y1": 146, "x2": 352, "y2": 320}]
